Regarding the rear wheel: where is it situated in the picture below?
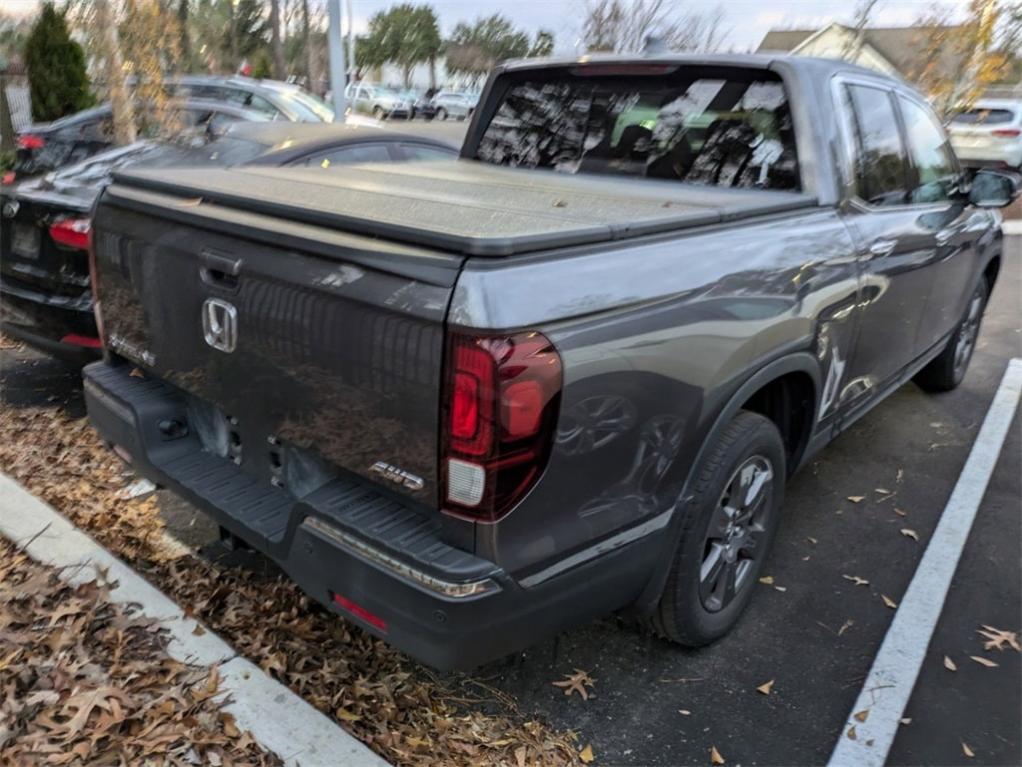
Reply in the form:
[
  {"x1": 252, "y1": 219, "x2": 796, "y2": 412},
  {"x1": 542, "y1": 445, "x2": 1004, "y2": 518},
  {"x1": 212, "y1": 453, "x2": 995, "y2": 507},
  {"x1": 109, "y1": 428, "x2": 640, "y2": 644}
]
[
  {"x1": 373, "y1": 106, "x2": 385, "y2": 120},
  {"x1": 436, "y1": 107, "x2": 447, "y2": 121},
  {"x1": 915, "y1": 280, "x2": 988, "y2": 392},
  {"x1": 647, "y1": 411, "x2": 786, "y2": 646}
]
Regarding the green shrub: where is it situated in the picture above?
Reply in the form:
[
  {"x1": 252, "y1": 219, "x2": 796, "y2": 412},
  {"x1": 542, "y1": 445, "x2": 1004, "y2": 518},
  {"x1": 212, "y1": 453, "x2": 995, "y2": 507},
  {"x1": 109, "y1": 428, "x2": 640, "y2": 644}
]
[{"x1": 24, "y1": 3, "x2": 93, "y2": 123}]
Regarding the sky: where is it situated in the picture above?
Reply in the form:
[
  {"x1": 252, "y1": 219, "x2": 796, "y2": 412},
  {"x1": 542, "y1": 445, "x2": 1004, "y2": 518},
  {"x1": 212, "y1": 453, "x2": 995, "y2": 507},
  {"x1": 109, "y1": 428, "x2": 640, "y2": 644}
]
[{"x1": 4, "y1": 0, "x2": 975, "y2": 52}]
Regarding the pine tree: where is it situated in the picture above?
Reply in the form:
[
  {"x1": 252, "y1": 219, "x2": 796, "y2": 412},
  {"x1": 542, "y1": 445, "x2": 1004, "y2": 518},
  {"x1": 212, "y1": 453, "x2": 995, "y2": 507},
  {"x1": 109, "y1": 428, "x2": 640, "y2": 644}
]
[{"x1": 24, "y1": 3, "x2": 92, "y2": 122}]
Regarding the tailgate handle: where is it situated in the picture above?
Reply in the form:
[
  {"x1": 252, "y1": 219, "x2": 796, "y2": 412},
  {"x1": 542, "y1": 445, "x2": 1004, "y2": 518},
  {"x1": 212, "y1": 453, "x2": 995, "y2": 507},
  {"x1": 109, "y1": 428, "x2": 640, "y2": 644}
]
[{"x1": 199, "y1": 251, "x2": 242, "y2": 291}]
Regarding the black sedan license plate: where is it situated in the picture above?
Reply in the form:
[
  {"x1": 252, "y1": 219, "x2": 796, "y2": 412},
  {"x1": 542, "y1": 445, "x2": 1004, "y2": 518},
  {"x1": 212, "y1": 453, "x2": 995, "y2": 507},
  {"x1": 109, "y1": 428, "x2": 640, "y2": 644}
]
[{"x1": 12, "y1": 223, "x2": 40, "y2": 260}]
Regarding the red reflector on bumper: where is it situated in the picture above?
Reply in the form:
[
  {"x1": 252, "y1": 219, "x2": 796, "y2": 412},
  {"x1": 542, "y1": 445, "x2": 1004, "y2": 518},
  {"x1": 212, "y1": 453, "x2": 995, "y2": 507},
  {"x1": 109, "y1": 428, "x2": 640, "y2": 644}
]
[
  {"x1": 61, "y1": 333, "x2": 102, "y2": 348},
  {"x1": 331, "y1": 592, "x2": 387, "y2": 632}
]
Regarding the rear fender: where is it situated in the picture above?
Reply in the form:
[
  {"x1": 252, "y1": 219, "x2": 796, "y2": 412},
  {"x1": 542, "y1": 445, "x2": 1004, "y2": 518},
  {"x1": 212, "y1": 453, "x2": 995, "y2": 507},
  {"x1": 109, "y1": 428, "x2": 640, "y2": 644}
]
[{"x1": 631, "y1": 351, "x2": 822, "y2": 615}]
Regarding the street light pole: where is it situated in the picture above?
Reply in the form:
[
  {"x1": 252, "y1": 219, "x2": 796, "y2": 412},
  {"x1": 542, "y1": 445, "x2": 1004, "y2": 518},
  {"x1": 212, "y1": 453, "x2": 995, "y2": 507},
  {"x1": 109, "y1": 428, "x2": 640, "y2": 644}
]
[{"x1": 327, "y1": 0, "x2": 347, "y2": 120}]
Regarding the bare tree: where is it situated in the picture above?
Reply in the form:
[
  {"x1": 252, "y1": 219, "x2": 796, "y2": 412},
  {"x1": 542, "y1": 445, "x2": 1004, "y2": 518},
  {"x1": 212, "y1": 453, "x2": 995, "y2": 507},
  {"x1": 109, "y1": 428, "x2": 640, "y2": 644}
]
[
  {"x1": 841, "y1": 0, "x2": 882, "y2": 59},
  {"x1": 580, "y1": 0, "x2": 729, "y2": 54},
  {"x1": 270, "y1": 0, "x2": 286, "y2": 79},
  {"x1": 92, "y1": 0, "x2": 136, "y2": 144},
  {"x1": 301, "y1": 0, "x2": 314, "y2": 85}
]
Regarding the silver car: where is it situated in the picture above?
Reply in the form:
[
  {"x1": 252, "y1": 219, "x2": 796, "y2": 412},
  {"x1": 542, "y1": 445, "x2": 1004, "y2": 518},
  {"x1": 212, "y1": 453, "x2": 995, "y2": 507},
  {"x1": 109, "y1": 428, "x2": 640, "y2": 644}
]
[
  {"x1": 345, "y1": 84, "x2": 412, "y2": 120},
  {"x1": 948, "y1": 99, "x2": 1022, "y2": 171},
  {"x1": 431, "y1": 91, "x2": 475, "y2": 121}
]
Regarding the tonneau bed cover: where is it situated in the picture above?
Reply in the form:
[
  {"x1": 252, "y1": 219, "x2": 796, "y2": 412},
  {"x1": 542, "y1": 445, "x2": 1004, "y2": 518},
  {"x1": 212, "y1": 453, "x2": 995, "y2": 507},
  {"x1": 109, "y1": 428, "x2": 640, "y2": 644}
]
[{"x1": 109, "y1": 159, "x2": 818, "y2": 257}]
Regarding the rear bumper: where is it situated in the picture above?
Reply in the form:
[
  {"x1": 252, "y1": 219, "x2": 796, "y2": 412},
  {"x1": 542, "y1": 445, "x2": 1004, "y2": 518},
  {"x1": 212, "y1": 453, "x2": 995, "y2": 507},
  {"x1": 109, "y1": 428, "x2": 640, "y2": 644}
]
[
  {"x1": 83, "y1": 360, "x2": 656, "y2": 669},
  {"x1": 0, "y1": 284, "x2": 99, "y2": 363}
]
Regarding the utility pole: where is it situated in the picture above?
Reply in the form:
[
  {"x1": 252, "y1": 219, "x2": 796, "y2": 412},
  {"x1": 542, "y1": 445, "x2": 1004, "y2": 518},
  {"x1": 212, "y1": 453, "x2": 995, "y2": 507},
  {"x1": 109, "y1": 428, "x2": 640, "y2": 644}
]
[
  {"x1": 328, "y1": 0, "x2": 347, "y2": 119},
  {"x1": 347, "y1": 0, "x2": 355, "y2": 79}
]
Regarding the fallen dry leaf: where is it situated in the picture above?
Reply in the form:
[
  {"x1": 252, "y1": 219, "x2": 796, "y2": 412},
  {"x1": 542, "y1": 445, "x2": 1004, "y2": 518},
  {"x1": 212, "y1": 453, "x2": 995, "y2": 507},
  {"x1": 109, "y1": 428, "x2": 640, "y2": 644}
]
[
  {"x1": 894, "y1": 508, "x2": 908, "y2": 517},
  {"x1": 853, "y1": 709, "x2": 869, "y2": 723},
  {"x1": 882, "y1": 595, "x2": 898, "y2": 609},
  {"x1": 756, "y1": 679, "x2": 774, "y2": 695},
  {"x1": 710, "y1": 745, "x2": 725, "y2": 765},
  {"x1": 976, "y1": 625, "x2": 1021, "y2": 652},
  {"x1": 963, "y1": 742, "x2": 975, "y2": 758},
  {"x1": 552, "y1": 669, "x2": 596, "y2": 700},
  {"x1": 900, "y1": 529, "x2": 919, "y2": 541},
  {"x1": 806, "y1": 537, "x2": 818, "y2": 545},
  {"x1": 900, "y1": 717, "x2": 912, "y2": 725},
  {"x1": 843, "y1": 575, "x2": 869, "y2": 586},
  {"x1": 847, "y1": 496, "x2": 865, "y2": 503},
  {"x1": 838, "y1": 619, "x2": 854, "y2": 636},
  {"x1": 678, "y1": 709, "x2": 691, "y2": 716},
  {"x1": 579, "y1": 744, "x2": 595, "y2": 763},
  {"x1": 876, "y1": 488, "x2": 893, "y2": 495},
  {"x1": 944, "y1": 656, "x2": 958, "y2": 671},
  {"x1": 970, "y1": 655, "x2": 999, "y2": 668},
  {"x1": 846, "y1": 725, "x2": 857, "y2": 740},
  {"x1": 774, "y1": 586, "x2": 787, "y2": 592},
  {"x1": 129, "y1": 367, "x2": 144, "y2": 378},
  {"x1": 758, "y1": 575, "x2": 774, "y2": 585}
]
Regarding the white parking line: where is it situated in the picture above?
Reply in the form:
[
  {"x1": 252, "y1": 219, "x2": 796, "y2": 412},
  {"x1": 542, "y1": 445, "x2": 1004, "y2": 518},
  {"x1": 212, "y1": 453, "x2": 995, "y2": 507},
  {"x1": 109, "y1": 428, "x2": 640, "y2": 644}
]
[{"x1": 829, "y1": 358, "x2": 1022, "y2": 767}]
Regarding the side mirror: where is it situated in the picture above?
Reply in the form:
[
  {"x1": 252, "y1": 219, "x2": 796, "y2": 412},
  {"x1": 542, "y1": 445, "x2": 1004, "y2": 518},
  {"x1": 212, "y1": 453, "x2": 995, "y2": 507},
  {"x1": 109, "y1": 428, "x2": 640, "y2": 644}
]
[{"x1": 968, "y1": 169, "x2": 1021, "y2": 209}]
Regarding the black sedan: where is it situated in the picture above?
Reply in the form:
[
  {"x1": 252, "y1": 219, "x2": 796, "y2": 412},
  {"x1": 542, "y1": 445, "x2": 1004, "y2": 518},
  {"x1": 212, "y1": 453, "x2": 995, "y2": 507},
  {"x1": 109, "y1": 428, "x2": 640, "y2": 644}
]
[
  {"x1": 8, "y1": 98, "x2": 271, "y2": 182},
  {"x1": 0, "y1": 122, "x2": 458, "y2": 362}
]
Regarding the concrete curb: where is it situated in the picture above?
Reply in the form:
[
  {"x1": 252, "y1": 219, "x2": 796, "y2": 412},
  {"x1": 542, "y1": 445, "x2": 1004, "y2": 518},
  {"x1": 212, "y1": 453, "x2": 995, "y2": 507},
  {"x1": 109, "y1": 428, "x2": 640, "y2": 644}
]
[
  {"x1": 1002, "y1": 220, "x2": 1022, "y2": 235},
  {"x1": 0, "y1": 472, "x2": 388, "y2": 767}
]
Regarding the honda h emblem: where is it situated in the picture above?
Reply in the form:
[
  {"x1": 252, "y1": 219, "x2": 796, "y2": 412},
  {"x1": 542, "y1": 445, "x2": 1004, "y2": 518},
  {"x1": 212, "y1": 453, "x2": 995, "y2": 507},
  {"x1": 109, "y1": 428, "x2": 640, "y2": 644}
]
[{"x1": 202, "y1": 298, "x2": 238, "y2": 353}]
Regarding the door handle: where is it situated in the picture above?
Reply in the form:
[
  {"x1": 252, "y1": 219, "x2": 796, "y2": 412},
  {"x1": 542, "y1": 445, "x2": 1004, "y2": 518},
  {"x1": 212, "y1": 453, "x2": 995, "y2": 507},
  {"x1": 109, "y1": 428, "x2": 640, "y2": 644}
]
[{"x1": 869, "y1": 238, "x2": 897, "y2": 257}]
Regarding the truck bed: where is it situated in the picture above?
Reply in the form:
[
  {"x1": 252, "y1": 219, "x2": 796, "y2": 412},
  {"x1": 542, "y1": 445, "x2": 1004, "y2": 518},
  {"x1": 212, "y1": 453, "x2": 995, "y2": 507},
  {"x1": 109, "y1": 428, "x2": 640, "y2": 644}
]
[{"x1": 110, "y1": 159, "x2": 818, "y2": 257}]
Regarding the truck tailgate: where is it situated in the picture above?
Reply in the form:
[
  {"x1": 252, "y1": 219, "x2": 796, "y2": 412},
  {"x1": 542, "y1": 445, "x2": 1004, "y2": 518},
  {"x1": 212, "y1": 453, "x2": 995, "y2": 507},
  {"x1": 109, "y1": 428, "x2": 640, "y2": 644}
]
[{"x1": 92, "y1": 181, "x2": 464, "y2": 507}]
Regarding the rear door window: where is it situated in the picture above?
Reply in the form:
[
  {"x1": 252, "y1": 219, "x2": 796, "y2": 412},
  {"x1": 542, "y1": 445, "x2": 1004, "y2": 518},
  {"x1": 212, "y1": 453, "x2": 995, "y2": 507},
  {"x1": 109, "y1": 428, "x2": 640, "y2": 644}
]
[
  {"x1": 845, "y1": 84, "x2": 908, "y2": 206},
  {"x1": 952, "y1": 108, "x2": 1016, "y2": 125},
  {"x1": 475, "y1": 69, "x2": 800, "y2": 190},
  {"x1": 300, "y1": 143, "x2": 395, "y2": 168},
  {"x1": 397, "y1": 143, "x2": 458, "y2": 161}
]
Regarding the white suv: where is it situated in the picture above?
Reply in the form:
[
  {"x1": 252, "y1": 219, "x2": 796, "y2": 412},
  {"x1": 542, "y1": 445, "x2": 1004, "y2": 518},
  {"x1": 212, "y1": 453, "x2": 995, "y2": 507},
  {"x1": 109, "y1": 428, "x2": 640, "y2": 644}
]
[{"x1": 948, "y1": 99, "x2": 1022, "y2": 171}]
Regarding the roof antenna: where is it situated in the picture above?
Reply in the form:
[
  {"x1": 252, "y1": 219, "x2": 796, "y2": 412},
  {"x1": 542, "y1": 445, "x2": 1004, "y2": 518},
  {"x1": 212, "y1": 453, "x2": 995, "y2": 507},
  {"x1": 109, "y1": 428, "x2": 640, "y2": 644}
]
[{"x1": 643, "y1": 36, "x2": 669, "y2": 56}]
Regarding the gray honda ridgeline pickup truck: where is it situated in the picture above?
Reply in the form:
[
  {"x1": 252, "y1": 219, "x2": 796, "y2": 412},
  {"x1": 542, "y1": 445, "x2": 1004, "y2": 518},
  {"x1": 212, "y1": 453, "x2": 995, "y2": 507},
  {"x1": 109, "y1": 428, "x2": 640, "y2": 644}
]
[{"x1": 83, "y1": 55, "x2": 1017, "y2": 669}]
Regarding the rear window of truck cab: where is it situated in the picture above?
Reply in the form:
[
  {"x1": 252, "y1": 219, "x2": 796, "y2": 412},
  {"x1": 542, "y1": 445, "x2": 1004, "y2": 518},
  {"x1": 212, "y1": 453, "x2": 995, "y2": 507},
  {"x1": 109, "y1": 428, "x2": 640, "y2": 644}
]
[{"x1": 475, "y1": 65, "x2": 800, "y2": 191}]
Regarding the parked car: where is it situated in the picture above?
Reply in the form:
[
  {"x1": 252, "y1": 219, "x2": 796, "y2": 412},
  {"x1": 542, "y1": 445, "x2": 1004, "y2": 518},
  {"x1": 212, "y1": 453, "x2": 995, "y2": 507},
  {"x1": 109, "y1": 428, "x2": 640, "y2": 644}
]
[
  {"x1": 409, "y1": 90, "x2": 438, "y2": 120},
  {"x1": 169, "y1": 75, "x2": 335, "y2": 123},
  {"x1": 0, "y1": 122, "x2": 457, "y2": 362},
  {"x1": 82, "y1": 55, "x2": 1016, "y2": 670},
  {"x1": 948, "y1": 98, "x2": 1022, "y2": 171},
  {"x1": 431, "y1": 91, "x2": 474, "y2": 120},
  {"x1": 344, "y1": 84, "x2": 412, "y2": 120},
  {"x1": 9, "y1": 99, "x2": 269, "y2": 181}
]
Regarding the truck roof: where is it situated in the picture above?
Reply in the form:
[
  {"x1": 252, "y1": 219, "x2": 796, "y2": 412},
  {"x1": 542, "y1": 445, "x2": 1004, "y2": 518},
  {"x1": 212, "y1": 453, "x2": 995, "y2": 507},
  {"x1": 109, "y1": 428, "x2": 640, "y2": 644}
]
[{"x1": 109, "y1": 160, "x2": 817, "y2": 257}]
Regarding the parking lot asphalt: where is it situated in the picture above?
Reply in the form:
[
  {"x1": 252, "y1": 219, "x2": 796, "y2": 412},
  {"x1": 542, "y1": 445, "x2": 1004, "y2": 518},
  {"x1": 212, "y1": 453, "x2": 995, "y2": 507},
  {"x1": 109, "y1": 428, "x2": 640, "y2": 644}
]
[{"x1": 1, "y1": 236, "x2": 1018, "y2": 767}]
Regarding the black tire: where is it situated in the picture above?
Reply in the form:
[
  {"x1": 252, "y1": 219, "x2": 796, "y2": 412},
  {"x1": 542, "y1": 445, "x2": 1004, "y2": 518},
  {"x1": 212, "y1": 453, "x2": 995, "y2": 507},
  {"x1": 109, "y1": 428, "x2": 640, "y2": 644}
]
[
  {"x1": 436, "y1": 107, "x2": 447, "y2": 121},
  {"x1": 647, "y1": 411, "x2": 786, "y2": 646},
  {"x1": 373, "y1": 106, "x2": 385, "y2": 120},
  {"x1": 914, "y1": 279, "x2": 988, "y2": 392}
]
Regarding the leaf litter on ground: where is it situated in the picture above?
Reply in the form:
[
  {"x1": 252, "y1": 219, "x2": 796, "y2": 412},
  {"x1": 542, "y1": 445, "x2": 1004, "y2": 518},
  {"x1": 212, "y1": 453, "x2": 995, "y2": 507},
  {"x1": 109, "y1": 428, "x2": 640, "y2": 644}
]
[{"x1": 0, "y1": 538, "x2": 277, "y2": 766}]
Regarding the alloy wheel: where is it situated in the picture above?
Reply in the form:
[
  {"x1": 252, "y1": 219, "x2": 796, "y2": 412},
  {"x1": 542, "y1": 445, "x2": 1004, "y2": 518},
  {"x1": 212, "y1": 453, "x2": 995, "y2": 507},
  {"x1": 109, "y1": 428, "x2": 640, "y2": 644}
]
[{"x1": 698, "y1": 455, "x2": 774, "y2": 613}]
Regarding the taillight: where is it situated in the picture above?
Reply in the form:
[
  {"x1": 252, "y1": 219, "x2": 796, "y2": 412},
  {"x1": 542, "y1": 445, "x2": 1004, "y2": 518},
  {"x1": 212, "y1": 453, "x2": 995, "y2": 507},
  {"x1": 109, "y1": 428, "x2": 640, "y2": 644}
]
[
  {"x1": 441, "y1": 330, "x2": 562, "y2": 522},
  {"x1": 17, "y1": 134, "x2": 45, "y2": 150},
  {"x1": 1, "y1": 171, "x2": 15, "y2": 185},
  {"x1": 49, "y1": 217, "x2": 91, "y2": 250},
  {"x1": 992, "y1": 128, "x2": 1021, "y2": 138}
]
